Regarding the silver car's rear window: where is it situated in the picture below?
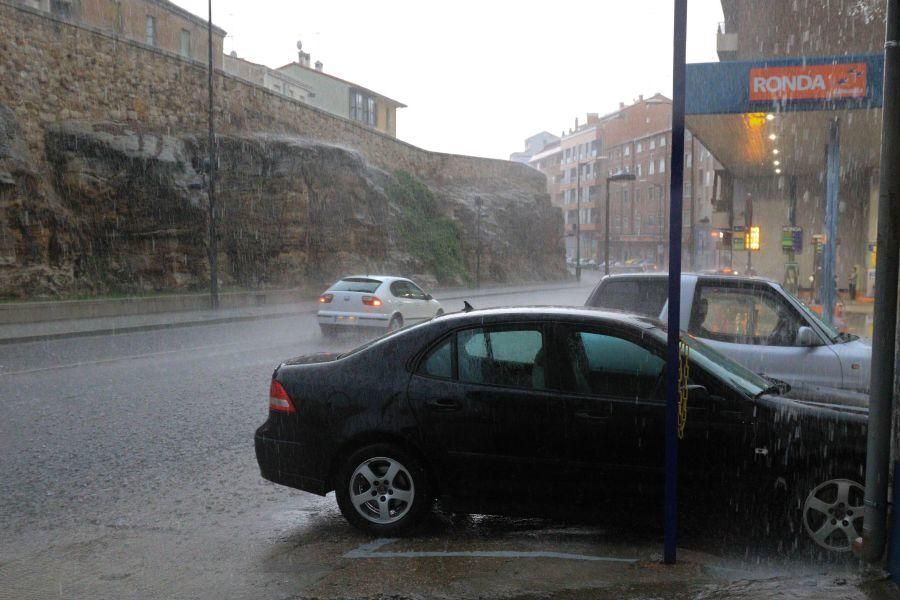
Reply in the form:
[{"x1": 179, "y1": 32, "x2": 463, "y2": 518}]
[{"x1": 330, "y1": 278, "x2": 383, "y2": 293}]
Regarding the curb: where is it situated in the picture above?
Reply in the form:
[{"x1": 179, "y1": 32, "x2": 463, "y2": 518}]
[{"x1": 0, "y1": 282, "x2": 587, "y2": 345}]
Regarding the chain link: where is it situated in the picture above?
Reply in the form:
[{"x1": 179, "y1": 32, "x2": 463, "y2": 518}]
[{"x1": 678, "y1": 340, "x2": 690, "y2": 440}]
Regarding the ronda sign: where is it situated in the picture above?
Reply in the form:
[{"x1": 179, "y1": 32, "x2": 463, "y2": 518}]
[{"x1": 749, "y1": 63, "x2": 867, "y2": 102}]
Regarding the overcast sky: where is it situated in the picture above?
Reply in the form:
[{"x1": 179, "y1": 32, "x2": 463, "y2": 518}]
[{"x1": 175, "y1": 0, "x2": 724, "y2": 160}]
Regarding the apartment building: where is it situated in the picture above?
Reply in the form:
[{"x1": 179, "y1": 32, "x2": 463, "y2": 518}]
[
  {"x1": 530, "y1": 95, "x2": 719, "y2": 268},
  {"x1": 18, "y1": 0, "x2": 225, "y2": 67}
]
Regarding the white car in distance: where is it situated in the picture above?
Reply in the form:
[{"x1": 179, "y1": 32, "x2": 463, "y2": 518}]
[{"x1": 317, "y1": 276, "x2": 443, "y2": 337}]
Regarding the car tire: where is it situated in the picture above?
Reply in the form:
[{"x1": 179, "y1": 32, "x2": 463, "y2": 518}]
[
  {"x1": 387, "y1": 314, "x2": 403, "y2": 332},
  {"x1": 766, "y1": 462, "x2": 865, "y2": 555},
  {"x1": 334, "y1": 442, "x2": 430, "y2": 536}
]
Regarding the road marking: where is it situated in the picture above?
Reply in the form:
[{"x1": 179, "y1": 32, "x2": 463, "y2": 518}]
[{"x1": 343, "y1": 538, "x2": 637, "y2": 563}]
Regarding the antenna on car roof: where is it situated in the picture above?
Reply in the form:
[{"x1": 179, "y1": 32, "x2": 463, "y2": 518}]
[{"x1": 463, "y1": 301, "x2": 474, "y2": 312}]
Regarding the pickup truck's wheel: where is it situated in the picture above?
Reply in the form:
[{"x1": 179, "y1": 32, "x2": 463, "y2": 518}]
[{"x1": 335, "y1": 443, "x2": 429, "y2": 536}]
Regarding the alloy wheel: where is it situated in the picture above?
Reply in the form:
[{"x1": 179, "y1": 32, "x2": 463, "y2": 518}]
[
  {"x1": 801, "y1": 478, "x2": 864, "y2": 552},
  {"x1": 348, "y1": 456, "x2": 415, "y2": 525}
]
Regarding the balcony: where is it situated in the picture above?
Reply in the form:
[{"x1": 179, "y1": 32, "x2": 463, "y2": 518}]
[{"x1": 716, "y1": 22, "x2": 738, "y2": 61}]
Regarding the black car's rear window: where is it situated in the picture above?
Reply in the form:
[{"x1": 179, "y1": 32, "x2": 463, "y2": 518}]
[
  {"x1": 589, "y1": 279, "x2": 668, "y2": 318},
  {"x1": 330, "y1": 278, "x2": 382, "y2": 293}
]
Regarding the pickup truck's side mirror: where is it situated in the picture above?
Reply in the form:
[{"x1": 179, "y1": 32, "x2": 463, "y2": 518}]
[
  {"x1": 796, "y1": 326, "x2": 819, "y2": 347},
  {"x1": 424, "y1": 293, "x2": 433, "y2": 301}
]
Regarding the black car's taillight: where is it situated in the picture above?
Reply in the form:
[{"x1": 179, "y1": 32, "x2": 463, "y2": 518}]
[{"x1": 269, "y1": 379, "x2": 296, "y2": 414}]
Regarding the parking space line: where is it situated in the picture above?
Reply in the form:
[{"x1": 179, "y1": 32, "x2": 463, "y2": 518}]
[{"x1": 343, "y1": 538, "x2": 638, "y2": 563}]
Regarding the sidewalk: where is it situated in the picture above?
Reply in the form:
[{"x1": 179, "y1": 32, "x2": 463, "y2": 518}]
[{"x1": 0, "y1": 279, "x2": 587, "y2": 345}]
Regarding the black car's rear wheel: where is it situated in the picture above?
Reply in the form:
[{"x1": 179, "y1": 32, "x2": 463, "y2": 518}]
[{"x1": 335, "y1": 443, "x2": 429, "y2": 536}]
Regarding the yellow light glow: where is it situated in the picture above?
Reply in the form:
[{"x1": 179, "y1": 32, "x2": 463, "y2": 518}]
[
  {"x1": 766, "y1": 113, "x2": 775, "y2": 121},
  {"x1": 773, "y1": 149, "x2": 780, "y2": 155},
  {"x1": 775, "y1": 168, "x2": 782, "y2": 174},
  {"x1": 768, "y1": 133, "x2": 777, "y2": 141},
  {"x1": 748, "y1": 226, "x2": 760, "y2": 251},
  {"x1": 774, "y1": 160, "x2": 781, "y2": 166}
]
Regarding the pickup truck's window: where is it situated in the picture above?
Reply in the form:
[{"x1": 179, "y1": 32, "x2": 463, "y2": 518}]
[
  {"x1": 692, "y1": 284, "x2": 802, "y2": 346},
  {"x1": 457, "y1": 328, "x2": 545, "y2": 389},
  {"x1": 560, "y1": 328, "x2": 664, "y2": 398},
  {"x1": 591, "y1": 279, "x2": 667, "y2": 317}
]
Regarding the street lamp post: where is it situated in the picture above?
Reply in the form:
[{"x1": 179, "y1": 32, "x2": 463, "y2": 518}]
[
  {"x1": 207, "y1": 0, "x2": 219, "y2": 310},
  {"x1": 605, "y1": 172, "x2": 636, "y2": 275},
  {"x1": 575, "y1": 162, "x2": 582, "y2": 282},
  {"x1": 474, "y1": 196, "x2": 483, "y2": 288}
]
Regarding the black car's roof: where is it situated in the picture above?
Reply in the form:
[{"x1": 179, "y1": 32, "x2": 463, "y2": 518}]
[{"x1": 434, "y1": 305, "x2": 662, "y2": 330}]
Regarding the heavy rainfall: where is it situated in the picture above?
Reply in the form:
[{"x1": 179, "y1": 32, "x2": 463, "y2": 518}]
[{"x1": 1, "y1": 0, "x2": 900, "y2": 599}]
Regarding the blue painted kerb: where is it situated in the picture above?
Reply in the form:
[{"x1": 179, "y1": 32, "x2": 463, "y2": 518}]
[{"x1": 686, "y1": 54, "x2": 884, "y2": 115}]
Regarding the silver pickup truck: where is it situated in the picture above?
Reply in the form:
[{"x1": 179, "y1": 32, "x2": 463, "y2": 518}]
[{"x1": 586, "y1": 273, "x2": 872, "y2": 393}]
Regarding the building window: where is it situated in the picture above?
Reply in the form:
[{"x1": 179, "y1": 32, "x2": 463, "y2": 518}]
[
  {"x1": 636, "y1": 142, "x2": 642, "y2": 153},
  {"x1": 636, "y1": 164, "x2": 642, "y2": 177},
  {"x1": 145, "y1": 16, "x2": 156, "y2": 46},
  {"x1": 660, "y1": 135, "x2": 666, "y2": 147},
  {"x1": 180, "y1": 29, "x2": 191, "y2": 58},
  {"x1": 649, "y1": 162, "x2": 655, "y2": 175},
  {"x1": 659, "y1": 159, "x2": 666, "y2": 173},
  {"x1": 50, "y1": 0, "x2": 73, "y2": 18},
  {"x1": 686, "y1": 152, "x2": 692, "y2": 168},
  {"x1": 350, "y1": 90, "x2": 377, "y2": 127},
  {"x1": 624, "y1": 145, "x2": 630, "y2": 157},
  {"x1": 649, "y1": 139, "x2": 656, "y2": 150}
]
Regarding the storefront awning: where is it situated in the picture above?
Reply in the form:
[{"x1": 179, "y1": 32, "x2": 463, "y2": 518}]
[{"x1": 685, "y1": 54, "x2": 884, "y2": 178}]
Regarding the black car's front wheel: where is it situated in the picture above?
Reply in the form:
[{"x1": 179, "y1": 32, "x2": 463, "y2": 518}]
[{"x1": 335, "y1": 443, "x2": 429, "y2": 536}]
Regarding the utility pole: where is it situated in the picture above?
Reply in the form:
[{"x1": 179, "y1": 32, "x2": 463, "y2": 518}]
[
  {"x1": 859, "y1": 0, "x2": 900, "y2": 567},
  {"x1": 575, "y1": 162, "x2": 582, "y2": 282},
  {"x1": 475, "y1": 196, "x2": 483, "y2": 288},
  {"x1": 207, "y1": 0, "x2": 219, "y2": 310},
  {"x1": 663, "y1": 0, "x2": 688, "y2": 565}
]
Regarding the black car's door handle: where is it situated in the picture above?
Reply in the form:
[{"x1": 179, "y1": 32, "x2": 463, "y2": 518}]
[
  {"x1": 574, "y1": 411, "x2": 609, "y2": 422},
  {"x1": 426, "y1": 398, "x2": 462, "y2": 411}
]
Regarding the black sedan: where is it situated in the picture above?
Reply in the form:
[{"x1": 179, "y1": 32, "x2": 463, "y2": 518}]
[{"x1": 255, "y1": 307, "x2": 867, "y2": 552}]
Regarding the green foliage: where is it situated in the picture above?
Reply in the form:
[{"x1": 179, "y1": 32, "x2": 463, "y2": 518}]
[{"x1": 386, "y1": 171, "x2": 468, "y2": 284}]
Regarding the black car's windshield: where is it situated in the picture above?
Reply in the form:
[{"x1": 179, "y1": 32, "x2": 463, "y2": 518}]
[{"x1": 681, "y1": 333, "x2": 769, "y2": 398}]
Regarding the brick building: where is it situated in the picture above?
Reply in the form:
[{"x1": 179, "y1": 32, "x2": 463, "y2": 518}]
[
  {"x1": 530, "y1": 94, "x2": 719, "y2": 268},
  {"x1": 17, "y1": 0, "x2": 225, "y2": 67}
]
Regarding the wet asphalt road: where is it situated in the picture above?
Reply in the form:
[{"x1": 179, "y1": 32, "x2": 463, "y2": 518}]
[{"x1": 0, "y1": 277, "x2": 895, "y2": 599}]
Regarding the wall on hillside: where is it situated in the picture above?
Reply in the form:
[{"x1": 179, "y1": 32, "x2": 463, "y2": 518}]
[{"x1": 0, "y1": 1, "x2": 566, "y2": 298}]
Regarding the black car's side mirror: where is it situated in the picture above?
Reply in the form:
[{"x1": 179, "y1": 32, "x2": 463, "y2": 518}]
[{"x1": 686, "y1": 384, "x2": 710, "y2": 402}]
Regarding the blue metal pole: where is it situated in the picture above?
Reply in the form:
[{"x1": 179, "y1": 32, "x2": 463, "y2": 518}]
[
  {"x1": 822, "y1": 119, "x2": 840, "y2": 326},
  {"x1": 664, "y1": 0, "x2": 688, "y2": 565}
]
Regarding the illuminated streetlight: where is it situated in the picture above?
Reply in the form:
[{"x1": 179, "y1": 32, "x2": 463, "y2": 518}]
[
  {"x1": 766, "y1": 113, "x2": 775, "y2": 121},
  {"x1": 773, "y1": 148, "x2": 780, "y2": 155},
  {"x1": 775, "y1": 168, "x2": 782, "y2": 174},
  {"x1": 774, "y1": 160, "x2": 781, "y2": 166},
  {"x1": 768, "y1": 133, "x2": 777, "y2": 140}
]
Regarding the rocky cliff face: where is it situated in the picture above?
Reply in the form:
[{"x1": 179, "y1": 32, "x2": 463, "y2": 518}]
[{"x1": 0, "y1": 116, "x2": 566, "y2": 299}]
